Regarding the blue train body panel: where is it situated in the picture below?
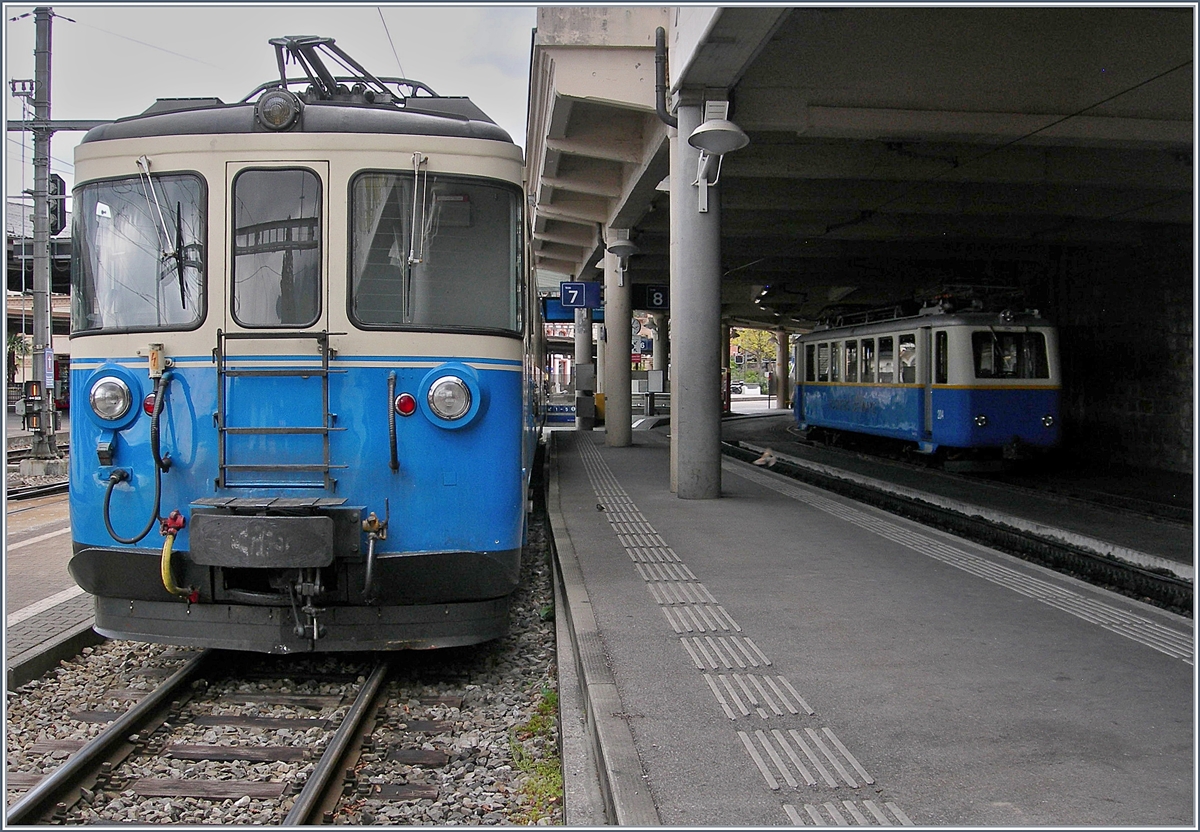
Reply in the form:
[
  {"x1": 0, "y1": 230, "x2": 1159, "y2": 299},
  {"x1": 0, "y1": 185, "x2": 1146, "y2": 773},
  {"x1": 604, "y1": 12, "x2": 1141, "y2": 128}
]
[
  {"x1": 798, "y1": 384, "x2": 922, "y2": 442},
  {"x1": 71, "y1": 358, "x2": 527, "y2": 557},
  {"x1": 930, "y1": 387, "x2": 1059, "y2": 449}
]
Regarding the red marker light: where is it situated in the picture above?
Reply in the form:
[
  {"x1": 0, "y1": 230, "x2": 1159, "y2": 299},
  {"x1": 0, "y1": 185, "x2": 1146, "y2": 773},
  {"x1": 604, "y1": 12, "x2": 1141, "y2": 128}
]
[
  {"x1": 395, "y1": 392, "x2": 417, "y2": 416},
  {"x1": 143, "y1": 393, "x2": 157, "y2": 415}
]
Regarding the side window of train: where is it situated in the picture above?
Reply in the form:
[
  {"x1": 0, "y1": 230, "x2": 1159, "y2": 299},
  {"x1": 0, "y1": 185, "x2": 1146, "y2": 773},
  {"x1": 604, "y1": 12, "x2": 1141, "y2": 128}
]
[
  {"x1": 844, "y1": 340, "x2": 858, "y2": 383},
  {"x1": 231, "y1": 168, "x2": 321, "y2": 328},
  {"x1": 830, "y1": 341, "x2": 841, "y2": 382},
  {"x1": 349, "y1": 171, "x2": 521, "y2": 332},
  {"x1": 861, "y1": 339, "x2": 875, "y2": 383},
  {"x1": 877, "y1": 336, "x2": 894, "y2": 383},
  {"x1": 934, "y1": 331, "x2": 948, "y2": 384},
  {"x1": 72, "y1": 173, "x2": 206, "y2": 333},
  {"x1": 816, "y1": 343, "x2": 829, "y2": 382},
  {"x1": 804, "y1": 345, "x2": 816, "y2": 382},
  {"x1": 898, "y1": 334, "x2": 917, "y2": 383}
]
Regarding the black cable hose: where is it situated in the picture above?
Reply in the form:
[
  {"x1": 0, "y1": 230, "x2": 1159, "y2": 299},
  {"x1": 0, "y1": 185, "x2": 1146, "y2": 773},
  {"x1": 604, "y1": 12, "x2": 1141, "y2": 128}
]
[{"x1": 103, "y1": 375, "x2": 170, "y2": 545}]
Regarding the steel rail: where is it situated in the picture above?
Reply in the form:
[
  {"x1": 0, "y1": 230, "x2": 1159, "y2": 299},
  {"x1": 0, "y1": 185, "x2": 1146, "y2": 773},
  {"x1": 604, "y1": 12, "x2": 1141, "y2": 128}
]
[
  {"x1": 6, "y1": 649, "x2": 211, "y2": 825},
  {"x1": 283, "y1": 657, "x2": 392, "y2": 825}
]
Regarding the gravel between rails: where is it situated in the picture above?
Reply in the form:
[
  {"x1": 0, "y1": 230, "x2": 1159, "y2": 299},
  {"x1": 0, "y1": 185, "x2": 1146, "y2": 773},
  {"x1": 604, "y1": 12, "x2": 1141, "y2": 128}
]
[{"x1": 5, "y1": 515, "x2": 563, "y2": 825}]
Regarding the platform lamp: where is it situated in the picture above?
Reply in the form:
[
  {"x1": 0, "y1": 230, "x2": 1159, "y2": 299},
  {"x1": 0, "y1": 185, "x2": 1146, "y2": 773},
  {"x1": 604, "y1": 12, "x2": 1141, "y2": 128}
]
[
  {"x1": 605, "y1": 234, "x2": 639, "y2": 286},
  {"x1": 688, "y1": 101, "x2": 749, "y2": 213}
]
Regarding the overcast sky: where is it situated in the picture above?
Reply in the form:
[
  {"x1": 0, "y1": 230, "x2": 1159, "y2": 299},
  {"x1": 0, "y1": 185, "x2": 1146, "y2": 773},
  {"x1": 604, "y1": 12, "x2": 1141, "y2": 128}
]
[{"x1": 4, "y1": 3, "x2": 538, "y2": 206}]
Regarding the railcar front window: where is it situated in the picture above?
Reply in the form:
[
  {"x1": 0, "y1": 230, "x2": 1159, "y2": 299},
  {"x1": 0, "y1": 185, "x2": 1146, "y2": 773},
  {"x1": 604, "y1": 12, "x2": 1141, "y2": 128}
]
[
  {"x1": 232, "y1": 168, "x2": 321, "y2": 327},
  {"x1": 350, "y1": 172, "x2": 521, "y2": 332},
  {"x1": 804, "y1": 345, "x2": 816, "y2": 382},
  {"x1": 816, "y1": 343, "x2": 829, "y2": 382},
  {"x1": 72, "y1": 174, "x2": 205, "y2": 333},
  {"x1": 972, "y1": 331, "x2": 1049, "y2": 379}
]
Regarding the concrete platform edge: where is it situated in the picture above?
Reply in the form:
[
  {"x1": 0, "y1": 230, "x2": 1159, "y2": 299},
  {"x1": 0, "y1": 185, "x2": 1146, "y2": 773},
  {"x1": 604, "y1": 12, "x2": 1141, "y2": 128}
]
[
  {"x1": 547, "y1": 432, "x2": 661, "y2": 827},
  {"x1": 736, "y1": 440, "x2": 1194, "y2": 582},
  {"x1": 6, "y1": 619, "x2": 104, "y2": 690}
]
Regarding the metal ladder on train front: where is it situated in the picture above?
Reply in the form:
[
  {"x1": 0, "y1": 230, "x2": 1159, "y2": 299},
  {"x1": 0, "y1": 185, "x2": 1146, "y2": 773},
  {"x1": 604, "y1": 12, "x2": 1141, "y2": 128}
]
[{"x1": 214, "y1": 329, "x2": 347, "y2": 490}]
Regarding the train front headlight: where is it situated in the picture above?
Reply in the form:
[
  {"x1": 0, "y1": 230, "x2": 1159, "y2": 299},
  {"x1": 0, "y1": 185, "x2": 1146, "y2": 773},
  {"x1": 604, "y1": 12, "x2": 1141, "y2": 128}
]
[
  {"x1": 90, "y1": 377, "x2": 132, "y2": 421},
  {"x1": 973, "y1": 414, "x2": 989, "y2": 427},
  {"x1": 427, "y1": 376, "x2": 472, "y2": 421}
]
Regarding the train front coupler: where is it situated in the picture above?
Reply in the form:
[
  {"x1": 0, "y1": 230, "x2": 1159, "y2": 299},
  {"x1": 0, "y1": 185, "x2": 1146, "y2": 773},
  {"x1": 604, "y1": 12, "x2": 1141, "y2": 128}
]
[{"x1": 287, "y1": 568, "x2": 327, "y2": 641}]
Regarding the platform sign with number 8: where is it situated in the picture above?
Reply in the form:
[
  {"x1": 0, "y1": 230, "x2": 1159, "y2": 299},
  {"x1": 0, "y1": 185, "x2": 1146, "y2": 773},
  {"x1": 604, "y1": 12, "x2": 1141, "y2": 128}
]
[{"x1": 633, "y1": 284, "x2": 670, "y2": 311}]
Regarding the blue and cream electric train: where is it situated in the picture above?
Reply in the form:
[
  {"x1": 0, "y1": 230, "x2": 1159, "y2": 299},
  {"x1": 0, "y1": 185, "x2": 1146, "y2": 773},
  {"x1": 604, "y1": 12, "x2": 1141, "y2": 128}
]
[
  {"x1": 793, "y1": 302, "x2": 1060, "y2": 463},
  {"x1": 67, "y1": 37, "x2": 543, "y2": 653}
]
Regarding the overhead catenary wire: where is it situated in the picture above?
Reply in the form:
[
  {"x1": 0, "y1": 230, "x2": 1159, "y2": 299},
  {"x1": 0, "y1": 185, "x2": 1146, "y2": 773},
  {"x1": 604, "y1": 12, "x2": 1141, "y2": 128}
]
[{"x1": 377, "y1": 7, "x2": 407, "y2": 79}]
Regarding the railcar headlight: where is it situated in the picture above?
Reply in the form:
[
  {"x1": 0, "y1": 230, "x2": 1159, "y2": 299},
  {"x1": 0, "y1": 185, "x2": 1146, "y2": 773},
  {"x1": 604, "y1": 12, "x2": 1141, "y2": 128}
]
[
  {"x1": 1042, "y1": 415, "x2": 1055, "y2": 428},
  {"x1": 90, "y1": 377, "x2": 132, "y2": 421},
  {"x1": 427, "y1": 376, "x2": 472, "y2": 421},
  {"x1": 256, "y1": 89, "x2": 302, "y2": 131},
  {"x1": 974, "y1": 414, "x2": 989, "y2": 427}
]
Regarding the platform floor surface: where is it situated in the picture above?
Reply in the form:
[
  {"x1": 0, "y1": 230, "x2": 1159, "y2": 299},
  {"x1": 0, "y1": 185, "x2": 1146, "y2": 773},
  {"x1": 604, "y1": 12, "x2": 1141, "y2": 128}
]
[{"x1": 552, "y1": 429, "x2": 1193, "y2": 827}]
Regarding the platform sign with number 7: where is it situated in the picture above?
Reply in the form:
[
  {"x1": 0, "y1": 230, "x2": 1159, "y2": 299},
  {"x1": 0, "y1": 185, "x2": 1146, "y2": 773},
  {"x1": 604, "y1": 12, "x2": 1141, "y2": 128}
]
[{"x1": 560, "y1": 281, "x2": 601, "y2": 308}]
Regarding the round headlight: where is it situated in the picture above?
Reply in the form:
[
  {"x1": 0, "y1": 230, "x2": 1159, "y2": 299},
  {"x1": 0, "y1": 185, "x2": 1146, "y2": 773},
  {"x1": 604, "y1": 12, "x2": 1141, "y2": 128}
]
[
  {"x1": 427, "y1": 376, "x2": 471, "y2": 421},
  {"x1": 90, "y1": 377, "x2": 132, "y2": 421},
  {"x1": 256, "y1": 89, "x2": 302, "y2": 131}
]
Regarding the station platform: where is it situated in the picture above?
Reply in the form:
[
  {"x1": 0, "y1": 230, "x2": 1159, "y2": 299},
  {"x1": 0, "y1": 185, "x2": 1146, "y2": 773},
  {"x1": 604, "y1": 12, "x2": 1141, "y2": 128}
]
[{"x1": 550, "y1": 426, "x2": 1193, "y2": 826}]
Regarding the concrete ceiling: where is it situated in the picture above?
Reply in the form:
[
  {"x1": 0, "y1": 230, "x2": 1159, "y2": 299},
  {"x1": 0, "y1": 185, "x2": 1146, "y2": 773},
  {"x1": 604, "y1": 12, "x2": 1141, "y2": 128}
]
[{"x1": 526, "y1": 6, "x2": 1193, "y2": 329}]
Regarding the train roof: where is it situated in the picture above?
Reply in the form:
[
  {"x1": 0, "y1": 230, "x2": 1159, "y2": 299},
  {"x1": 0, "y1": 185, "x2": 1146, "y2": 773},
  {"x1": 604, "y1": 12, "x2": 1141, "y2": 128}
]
[
  {"x1": 800, "y1": 308, "x2": 1054, "y2": 339},
  {"x1": 80, "y1": 35, "x2": 513, "y2": 146}
]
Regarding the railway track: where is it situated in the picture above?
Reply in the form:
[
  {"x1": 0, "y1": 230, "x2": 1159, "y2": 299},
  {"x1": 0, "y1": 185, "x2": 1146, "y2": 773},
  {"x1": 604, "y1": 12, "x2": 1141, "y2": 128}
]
[
  {"x1": 7, "y1": 641, "x2": 556, "y2": 825},
  {"x1": 7, "y1": 650, "x2": 457, "y2": 824},
  {"x1": 6, "y1": 496, "x2": 562, "y2": 824},
  {"x1": 721, "y1": 440, "x2": 1193, "y2": 617}
]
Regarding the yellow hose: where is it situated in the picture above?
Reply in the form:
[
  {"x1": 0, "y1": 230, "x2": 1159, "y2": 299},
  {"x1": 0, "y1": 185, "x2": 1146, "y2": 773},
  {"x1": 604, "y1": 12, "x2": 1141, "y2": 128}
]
[{"x1": 160, "y1": 533, "x2": 191, "y2": 597}]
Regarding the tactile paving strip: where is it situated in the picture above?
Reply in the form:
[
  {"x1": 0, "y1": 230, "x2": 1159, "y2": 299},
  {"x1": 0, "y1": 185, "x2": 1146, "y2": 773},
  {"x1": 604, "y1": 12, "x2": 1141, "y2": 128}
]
[{"x1": 577, "y1": 438, "x2": 913, "y2": 825}]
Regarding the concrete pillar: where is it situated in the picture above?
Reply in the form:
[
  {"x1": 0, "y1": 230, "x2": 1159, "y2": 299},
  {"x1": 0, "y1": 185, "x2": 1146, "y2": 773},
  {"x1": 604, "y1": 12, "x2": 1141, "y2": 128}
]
[
  {"x1": 604, "y1": 243, "x2": 632, "y2": 447},
  {"x1": 776, "y1": 329, "x2": 790, "y2": 409},
  {"x1": 670, "y1": 95, "x2": 723, "y2": 499},
  {"x1": 722, "y1": 325, "x2": 732, "y2": 413},
  {"x1": 574, "y1": 307, "x2": 594, "y2": 430},
  {"x1": 595, "y1": 322, "x2": 606, "y2": 394},
  {"x1": 669, "y1": 122, "x2": 680, "y2": 492},
  {"x1": 651, "y1": 313, "x2": 667, "y2": 372}
]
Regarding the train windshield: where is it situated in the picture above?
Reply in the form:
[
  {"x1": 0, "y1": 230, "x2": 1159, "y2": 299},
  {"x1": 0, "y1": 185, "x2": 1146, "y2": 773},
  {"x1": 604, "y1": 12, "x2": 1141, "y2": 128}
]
[
  {"x1": 350, "y1": 172, "x2": 521, "y2": 332},
  {"x1": 72, "y1": 174, "x2": 205, "y2": 333},
  {"x1": 972, "y1": 330, "x2": 1049, "y2": 379}
]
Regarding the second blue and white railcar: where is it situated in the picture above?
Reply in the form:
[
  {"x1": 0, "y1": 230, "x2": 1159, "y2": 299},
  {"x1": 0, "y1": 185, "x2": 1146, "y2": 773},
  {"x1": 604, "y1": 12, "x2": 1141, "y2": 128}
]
[{"x1": 794, "y1": 307, "x2": 1061, "y2": 459}]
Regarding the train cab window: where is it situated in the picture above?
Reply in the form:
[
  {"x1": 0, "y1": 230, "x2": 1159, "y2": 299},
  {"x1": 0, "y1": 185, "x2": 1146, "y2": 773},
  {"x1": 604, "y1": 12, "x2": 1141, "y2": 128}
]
[
  {"x1": 72, "y1": 173, "x2": 206, "y2": 333},
  {"x1": 972, "y1": 331, "x2": 1049, "y2": 379},
  {"x1": 861, "y1": 339, "x2": 875, "y2": 383},
  {"x1": 232, "y1": 168, "x2": 321, "y2": 328},
  {"x1": 898, "y1": 334, "x2": 917, "y2": 383},
  {"x1": 877, "y1": 337, "x2": 894, "y2": 383},
  {"x1": 350, "y1": 172, "x2": 521, "y2": 332},
  {"x1": 830, "y1": 342, "x2": 841, "y2": 382},
  {"x1": 816, "y1": 343, "x2": 829, "y2": 382},
  {"x1": 844, "y1": 340, "x2": 858, "y2": 382},
  {"x1": 934, "y1": 331, "x2": 948, "y2": 384},
  {"x1": 805, "y1": 344, "x2": 816, "y2": 382}
]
